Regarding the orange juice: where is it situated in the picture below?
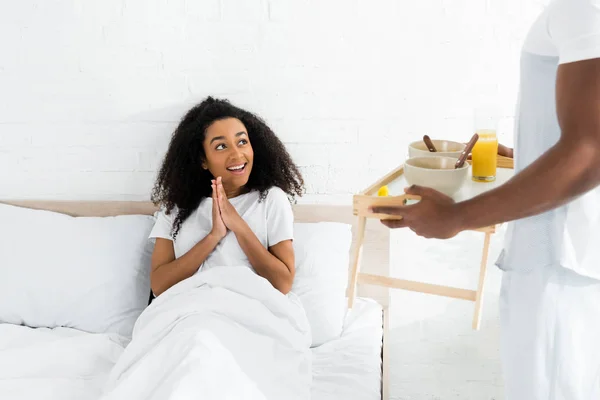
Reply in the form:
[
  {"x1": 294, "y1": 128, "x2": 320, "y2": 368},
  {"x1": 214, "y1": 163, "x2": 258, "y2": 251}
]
[{"x1": 472, "y1": 129, "x2": 498, "y2": 182}]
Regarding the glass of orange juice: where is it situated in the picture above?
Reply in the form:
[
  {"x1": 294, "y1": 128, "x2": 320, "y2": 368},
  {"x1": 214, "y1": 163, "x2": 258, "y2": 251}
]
[{"x1": 472, "y1": 111, "x2": 498, "y2": 182}]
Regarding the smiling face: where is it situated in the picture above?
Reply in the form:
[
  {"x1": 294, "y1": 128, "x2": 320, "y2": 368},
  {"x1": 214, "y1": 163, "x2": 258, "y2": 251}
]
[{"x1": 201, "y1": 118, "x2": 254, "y2": 197}]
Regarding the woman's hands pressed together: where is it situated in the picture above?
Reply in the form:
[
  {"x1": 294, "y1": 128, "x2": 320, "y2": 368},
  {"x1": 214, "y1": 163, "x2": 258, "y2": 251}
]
[
  {"x1": 210, "y1": 179, "x2": 227, "y2": 240},
  {"x1": 211, "y1": 176, "x2": 246, "y2": 234},
  {"x1": 210, "y1": 176, "x2": 294, "y2": 294}
]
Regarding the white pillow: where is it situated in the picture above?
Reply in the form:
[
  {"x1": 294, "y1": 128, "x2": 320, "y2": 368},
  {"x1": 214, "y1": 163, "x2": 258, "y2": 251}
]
[
  {"x1": 292, "y1": 222, "x2": 352, "y2": 347},
  {"x1": 0, "y1": 203, "x2": 154, "y2": 338}
]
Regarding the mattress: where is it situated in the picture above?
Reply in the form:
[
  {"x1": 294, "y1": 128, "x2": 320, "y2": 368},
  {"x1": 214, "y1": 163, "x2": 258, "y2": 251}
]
[
  {"x1": 311, "y1": 298, "x2": 384, "y2": 400},
  {"x1": 0, "y1": 297, "x2": 383, "y2": 400}
]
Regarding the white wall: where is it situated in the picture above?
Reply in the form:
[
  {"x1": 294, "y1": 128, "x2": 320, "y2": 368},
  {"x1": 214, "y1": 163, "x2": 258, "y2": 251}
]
[{"x1": 0, "y1": 0, "x2": 545, "y2": 202}]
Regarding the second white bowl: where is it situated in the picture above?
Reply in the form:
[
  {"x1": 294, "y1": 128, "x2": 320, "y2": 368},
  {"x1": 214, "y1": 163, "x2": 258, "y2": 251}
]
[{"x1": 408, "y1": 139, "x2": 466, "y2": 159}]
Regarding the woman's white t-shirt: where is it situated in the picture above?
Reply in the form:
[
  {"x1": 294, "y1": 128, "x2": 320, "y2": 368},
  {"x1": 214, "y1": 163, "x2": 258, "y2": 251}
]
[{"x1": 149, "y1": 186, "x2": 294, "y2": 274}]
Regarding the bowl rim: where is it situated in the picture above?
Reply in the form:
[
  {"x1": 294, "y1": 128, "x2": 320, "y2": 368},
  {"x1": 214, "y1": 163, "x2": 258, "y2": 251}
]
[
  {"x1": 408, "y1": 139, "x2": 466, "y2": 152},
  {"x1": 405, "y1": 156, "x2": 470, "y2": 171}
]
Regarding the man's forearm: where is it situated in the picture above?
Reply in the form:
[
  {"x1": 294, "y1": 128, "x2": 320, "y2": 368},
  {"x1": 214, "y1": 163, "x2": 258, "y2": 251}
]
[{"x1": 457, "y1": 138, "x2": 600, "y2": 231}]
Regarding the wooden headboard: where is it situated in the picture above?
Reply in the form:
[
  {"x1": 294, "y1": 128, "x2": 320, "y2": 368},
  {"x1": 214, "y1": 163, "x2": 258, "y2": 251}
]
[{"x1": 0, "y1": 200, "x2": 390, "y2": 306}]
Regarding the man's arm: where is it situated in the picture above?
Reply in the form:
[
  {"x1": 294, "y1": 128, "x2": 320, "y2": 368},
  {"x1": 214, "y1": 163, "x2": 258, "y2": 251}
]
[
  {"x1": 372, "y1": 58, "x2": 600, "y2": 239},
  {"x1": 457, "y1": 58, "x2": 600, "y2": 230}
]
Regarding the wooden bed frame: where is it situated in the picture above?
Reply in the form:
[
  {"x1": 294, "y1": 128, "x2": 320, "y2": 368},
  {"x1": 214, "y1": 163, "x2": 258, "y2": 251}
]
[{"x1": 0, "y1": 200, "x2": 391, "y2": 400}]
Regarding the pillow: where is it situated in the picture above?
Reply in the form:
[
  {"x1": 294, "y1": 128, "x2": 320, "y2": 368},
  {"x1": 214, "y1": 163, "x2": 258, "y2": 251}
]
[
  {"x1": 291, "y1": 222, "x2": 352, "y2": 347},
  {"x1": 0, "y1": 203, "x2": 154, "y2": 339}
]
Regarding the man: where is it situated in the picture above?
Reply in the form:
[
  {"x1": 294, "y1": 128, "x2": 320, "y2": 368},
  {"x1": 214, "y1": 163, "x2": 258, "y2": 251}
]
[{"x1": 372, "y1": 1, "x2": 600, "y2": 399}]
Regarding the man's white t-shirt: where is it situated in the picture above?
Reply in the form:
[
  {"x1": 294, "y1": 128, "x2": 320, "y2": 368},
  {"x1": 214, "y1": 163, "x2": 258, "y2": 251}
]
[
  {"x1": 496, "y1": 0, "x2": 600, "y2": 279},
  {"x1": 149, "y1": 186, "x2": 294, "y2": 274}
]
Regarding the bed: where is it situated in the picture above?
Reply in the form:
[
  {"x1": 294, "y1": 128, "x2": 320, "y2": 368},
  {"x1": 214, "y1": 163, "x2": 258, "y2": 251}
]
[{"x1": 0, "y1": 200, "x2": 390, "y2": 400}]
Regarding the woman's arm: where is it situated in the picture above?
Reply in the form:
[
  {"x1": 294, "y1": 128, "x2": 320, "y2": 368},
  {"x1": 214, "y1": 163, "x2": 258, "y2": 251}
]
[
  {"x1": 151, "y1": 186, "x2": 227, "y2": 296},
  {"x1": 233, "y1": 222, "x2": 295, "y2": 294},
  {"x1": 150, "y1": 234, "x2": 221, "y2": 296},
  {"x1": 214, "y1": 177, "x2": 295, "y2": 294}
]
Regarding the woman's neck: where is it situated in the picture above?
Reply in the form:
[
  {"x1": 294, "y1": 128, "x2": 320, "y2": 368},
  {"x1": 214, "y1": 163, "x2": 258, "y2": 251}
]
[{"x1": 224, "y1": 185, "x2": 247, "y2": 199}]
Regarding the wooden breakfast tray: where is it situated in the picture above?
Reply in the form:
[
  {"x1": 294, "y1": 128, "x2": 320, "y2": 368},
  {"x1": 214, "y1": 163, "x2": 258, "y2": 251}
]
[{"x1": 348, "y1": 155, "x2": 514, "y2": 330}]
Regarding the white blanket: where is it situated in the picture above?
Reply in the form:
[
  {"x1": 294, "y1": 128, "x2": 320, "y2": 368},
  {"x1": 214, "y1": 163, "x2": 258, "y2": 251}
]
[
  {"x1": 100, "y1": 266, "x2": 312, "y2": 400},
  {"x1": 0, "y1": 324, "x2": 126, "y2": 400}
]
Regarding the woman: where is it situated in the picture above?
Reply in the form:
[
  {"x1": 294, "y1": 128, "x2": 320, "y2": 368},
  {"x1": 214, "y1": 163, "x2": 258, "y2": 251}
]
[
  {"x1": 148, "y1": 96, "x2": 304, "y2": 298},
  {"x1": 102, "y1": 98, "x2": 311, "y2": 399}
]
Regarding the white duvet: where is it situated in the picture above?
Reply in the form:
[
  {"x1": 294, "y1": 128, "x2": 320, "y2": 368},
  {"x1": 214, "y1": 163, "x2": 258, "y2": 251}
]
[
  {"x1": 100, "y1": 266, "x2": 312, "y2": 400},
  {"x1": 0, "y1": 324, "x2": 126, "y2": 400}
]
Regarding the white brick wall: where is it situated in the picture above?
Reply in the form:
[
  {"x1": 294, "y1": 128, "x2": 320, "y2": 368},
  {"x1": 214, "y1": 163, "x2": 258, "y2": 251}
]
[{"x1": 0, "y1": 0, "x2": 545, "y2": 202}]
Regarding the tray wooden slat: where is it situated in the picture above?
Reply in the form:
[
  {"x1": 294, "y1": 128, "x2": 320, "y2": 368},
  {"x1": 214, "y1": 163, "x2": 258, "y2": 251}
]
[
  {"x1": 361, "y1": 165, "x2": 405, "y2": 196},
  {"x1": 354, "y1": 155, "x2": 514, "y2": 232},
  {"x1": 358, "y1": 273, "x2": 477, "y2": 301}
]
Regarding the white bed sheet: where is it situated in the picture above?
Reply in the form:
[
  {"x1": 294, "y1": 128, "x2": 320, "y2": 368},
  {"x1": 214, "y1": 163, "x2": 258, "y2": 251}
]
[
  {"x1": 0, "y1": 323, "x2": 126, "y2": 400},
  {"x1": 0, "y1": 297, "x2": 383, "y2": 400},
  {"x1": 311, "y1": 298, "x2": 384, "y2": 400}
]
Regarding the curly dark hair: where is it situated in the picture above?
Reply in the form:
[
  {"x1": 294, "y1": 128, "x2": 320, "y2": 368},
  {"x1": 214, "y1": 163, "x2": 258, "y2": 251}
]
[{"x1": 151, "y1": 96, "x2": 305, "y2": 239}]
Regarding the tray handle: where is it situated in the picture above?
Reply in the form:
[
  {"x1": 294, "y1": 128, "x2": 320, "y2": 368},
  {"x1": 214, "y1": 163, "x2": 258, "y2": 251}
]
[{"x1": 353, "y1": 194, "x2": 422, "y2": 220}]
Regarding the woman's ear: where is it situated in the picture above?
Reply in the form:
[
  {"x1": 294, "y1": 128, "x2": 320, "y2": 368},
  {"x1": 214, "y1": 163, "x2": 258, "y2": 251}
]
[{"x1": 201, "y1": 160, "x2": 208, "y2": 170}]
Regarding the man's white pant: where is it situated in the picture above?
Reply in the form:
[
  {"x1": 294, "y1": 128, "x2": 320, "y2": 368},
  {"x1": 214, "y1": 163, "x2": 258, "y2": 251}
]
[{"x1": 499, "y1": 265, "x2": 600, "y2": 399}]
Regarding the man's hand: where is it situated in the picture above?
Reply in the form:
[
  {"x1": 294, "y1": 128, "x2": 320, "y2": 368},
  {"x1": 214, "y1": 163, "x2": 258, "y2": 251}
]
[
  {"x1": 498, "y1": 143, "x2": 513, "y2": 159},
  {"x1": 467, "y1": 142, "x2": 513, "y2": 160},
  {"x1": 371, "y1": 185, "x2": 464, "y2": 239}
]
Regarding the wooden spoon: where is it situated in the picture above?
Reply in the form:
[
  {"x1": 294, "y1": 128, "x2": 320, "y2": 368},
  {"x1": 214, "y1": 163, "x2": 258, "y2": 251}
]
[
  {"x1": 455, "y1": 133, "x2": 479, "y2": 169},
  {"x1": 423, "y1": 135, "x2": 437, "y2": 152}
]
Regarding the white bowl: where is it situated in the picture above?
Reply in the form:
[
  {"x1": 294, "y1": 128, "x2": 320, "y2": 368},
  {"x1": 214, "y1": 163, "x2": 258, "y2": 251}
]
[
  {"x1": 404, "y1": 156, "x2": 469, "y2": 197},
  {"x1": 408, "y1": 139, "x2": 466, "y2": 159}
]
